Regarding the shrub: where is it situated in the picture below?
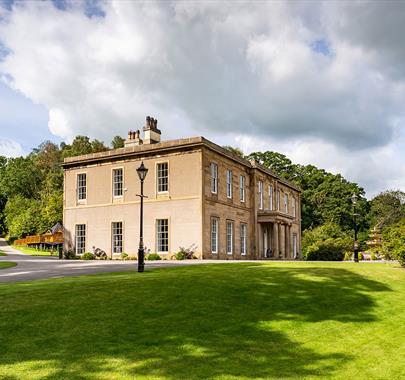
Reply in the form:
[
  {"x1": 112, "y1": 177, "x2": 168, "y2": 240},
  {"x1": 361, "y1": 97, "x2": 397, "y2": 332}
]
[
  {"x1": 63, "y1": 250, "x2": 76, "y2": 260},
  {"x1": 120, "y1": 252, "x2": 128, "y2": 260},
  {"x1": 174, "y1": 251, "x2": 186, "y2": 260},
  {"x1": 146, "y1": 253, "x2": 161, "y2": 261},
  {"x1": 397, "y1": 246, "x2": 405, "y2": 268},
  {"x1": 371, "y1": 252, "x2": 378, "y2": 260},
  {"x1": 305, "y1": 239, "x2": 346, "y2": 261},
  {"x1": 174, "y1": 244, "x2": 197, "y2": 260},
  {"x1": 81, "y1": 252, "x2": 95, "y2": 260},
  {"x1": 344, "y1": 252, "x2": 352, "y2": 261}
]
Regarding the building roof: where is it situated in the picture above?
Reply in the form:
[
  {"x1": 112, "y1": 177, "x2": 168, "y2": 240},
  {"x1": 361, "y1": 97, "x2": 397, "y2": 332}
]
[{"x1": 62, "y1": 136, "x2": 301, "y2": 192}]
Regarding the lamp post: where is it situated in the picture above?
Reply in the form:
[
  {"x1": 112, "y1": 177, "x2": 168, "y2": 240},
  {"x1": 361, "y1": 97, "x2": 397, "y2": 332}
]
[
  {"x1": 351, "y1": 193, "x2": 359, "y2": 263},
  {"x1": 136, "y1": 161, "x2": 148, "y2": 272}
]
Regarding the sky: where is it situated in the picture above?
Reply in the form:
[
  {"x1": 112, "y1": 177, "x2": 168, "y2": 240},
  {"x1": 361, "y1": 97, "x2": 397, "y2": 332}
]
[{"x1": 0, "y1": 0, "x2": 405, "y2": 198}]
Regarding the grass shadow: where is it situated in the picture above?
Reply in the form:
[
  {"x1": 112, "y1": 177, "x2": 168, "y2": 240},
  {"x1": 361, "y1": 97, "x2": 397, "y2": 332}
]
[{"x1": 0, "y1": 263, "x2": 392, "y2": 379}]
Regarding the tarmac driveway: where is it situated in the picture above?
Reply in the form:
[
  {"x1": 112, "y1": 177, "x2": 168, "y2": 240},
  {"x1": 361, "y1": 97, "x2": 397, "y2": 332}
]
[{"x1": 0, "y1": 239, "x2": 213, "y2": 283}]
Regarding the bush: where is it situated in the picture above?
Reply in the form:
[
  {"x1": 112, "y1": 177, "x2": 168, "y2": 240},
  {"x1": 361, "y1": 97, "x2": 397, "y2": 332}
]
[
  {"x1": 174, "y1": 251, "x2": 186, "y2": 260},
  {"x1": 397, "y1": 246, "x2": 405, "y2": 268},
  {"x1": 81, "y1": 252, "x2": 95, "y2": 260},
  {"x1": 305, "y1": 239, "x2": 346, "y2": 261},
  {"x1": 120, "y1": 252, "x2": 128, "y2": 260},
  {"x1": 173, "y1": 244, "x2": 198, "y2": 260},
  {"x1": 344, "y1": 252, "x2": 352, "y2": 261},
  {"x1": 146, "y1": 253, "x2": 161, "y2": 261},
  {"x1": 302, "y1": 223, "x2": 352, "y2": 260},
  {"x1": 63, "y1": 250, "x2": 76, "y2": 260},
  {"x1": 371, "y1": 252, "x2": 378, "y2": 260}
]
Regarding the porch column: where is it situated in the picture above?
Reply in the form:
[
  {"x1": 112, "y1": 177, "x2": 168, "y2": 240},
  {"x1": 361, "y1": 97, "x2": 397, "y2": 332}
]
[
  {"x1": 286, "y1": 225, "x2": 291, "y2": 259},
  {"x1": 273, "y1": 222, "x2": 279, "y2": 257},
  {"x1": 278, "y1": 222, "x2": 283, "y2": 258}
]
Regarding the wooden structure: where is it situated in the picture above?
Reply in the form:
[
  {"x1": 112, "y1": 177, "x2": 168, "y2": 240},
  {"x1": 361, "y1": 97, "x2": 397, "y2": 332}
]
[{"x1": 14, "y1": 222, "x2": 64, "y2": 251}]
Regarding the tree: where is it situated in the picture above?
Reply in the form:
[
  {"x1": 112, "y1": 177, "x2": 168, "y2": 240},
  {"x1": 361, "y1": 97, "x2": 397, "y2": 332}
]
[
  {"x1": 223, "y1": 146, "x2": 245, "y2": 158},
  {"x1": 382, "y1": 218, "x2": 405, "y2": 262},
  {"x1": 0, "y1": 156, "x2": 43, "y2": 199},
  {"x1": 111, "y1": 135, "x2": 125, "y2": 149},
  {"x1": 247, "y1": 150, "x2": 368, "y2": 232},
  {"x1": 61, "y1": 136, "x2": 93, "y2": 158},
  {"x1": 248, "y1": 151, "x2": 297, "y2": 180},
  {"x1": 91, "y1": 139, "x2": 109, "y2": 153},
  {"x1": 368, "y1": 190, "x2": 405, "y2": 228},
  {"x1": 4, "y1": 195, "x2": 41, "y2": 239}
]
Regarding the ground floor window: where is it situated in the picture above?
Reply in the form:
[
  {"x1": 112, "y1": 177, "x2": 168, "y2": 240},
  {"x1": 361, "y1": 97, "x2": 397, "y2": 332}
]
[
  {"x1": 226, "y1": 220, "x2": 234, "y2": 255},
  {"x1": 211, "y1": 217, "x2": 219, "y2": 254},
  {"x1": 112, "y1": 222, "x2": 123, "y2": 254},
  {"x1": 156, "y1": 219, "x2": 169, "y2": 252},
  {"x1": 240, "y1": 223, "x2": 247, "y2": 256},
  {"x1": 75, "y1": 224, "x2": 86, "y2": 254}
]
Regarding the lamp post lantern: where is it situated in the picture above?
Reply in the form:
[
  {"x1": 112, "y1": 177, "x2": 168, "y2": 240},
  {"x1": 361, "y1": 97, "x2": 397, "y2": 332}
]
[
  {"x1": 351, "y1": 193, "x2": 359, "y2": 263},
  {"x1": 136, "y1": 161, "x2": 148, "y2": 272}
]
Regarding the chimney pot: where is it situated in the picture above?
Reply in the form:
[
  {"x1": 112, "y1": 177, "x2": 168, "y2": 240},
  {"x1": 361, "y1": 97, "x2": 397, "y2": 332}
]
[{"x1": 146, "y1": 116, "x2": 151, "y2": 127}]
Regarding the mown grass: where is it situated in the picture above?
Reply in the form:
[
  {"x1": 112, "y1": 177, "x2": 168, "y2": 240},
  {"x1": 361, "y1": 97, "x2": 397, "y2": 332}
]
[
  {"x1": 0, "y1": 262, "x2": 404, "y2": 379},
  {"x1": 12, "y1": 245, "x2": 58, "y2": 256},
  {"x1": 0, "y1": 262, "x2": 16, "y2": 270}
]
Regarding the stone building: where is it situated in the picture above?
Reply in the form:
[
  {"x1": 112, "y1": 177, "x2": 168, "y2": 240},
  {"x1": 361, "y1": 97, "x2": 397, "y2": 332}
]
[{"x1": 62, "y1": 117, "x2": 301, "y2": 259}]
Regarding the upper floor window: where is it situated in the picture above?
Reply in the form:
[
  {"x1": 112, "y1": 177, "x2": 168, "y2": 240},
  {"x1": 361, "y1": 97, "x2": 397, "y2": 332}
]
[
  {"x1": 156, "y1": 219, "x2": 169, "y2": 252},
  {"x1": 226, "y1": 170, "x2": 233, "y2": 198},
  {"x1": 211, "y1": 163, "x2": 218, "y2": 194},
  {"x1": 292, "y1": 197, "x2": 297, "y2": 218},
  {"x1": 269, "y1": 185, "x2": 273, "y2": 211},
  {"x1": 113, "y1": 168, "x2": 123, "y2": 197},
  {"x1": 240, "y1": 175, "x2": 245, "y2": 202},
  {"x1": 277, "y1": 190, "x2": 281, "y2": 210},
  {"x1": 75, "y1": 224, "x2": 86, "y2": 254},
  {"x1": 112, "y1": 222, "x2": 123, "y2": 254},
  {"x1": 77, "y1": 173, "x2": 87, "y2": 201},
  {"x1": 211, "y1": 217, "x2": 219, "y2": 254},
  {"x1": 240, "y1": 223, "x2": 247, "y2": 256},
  {"x1": 226, "y1": 220, "x2": 234, "y2": 255},
  {"x1": 258, "y1": 181, "x2": 263, "y2": 210},
  {"x1": 284, "y1": 193, "x2": 289, "y2": 214},
  {"x1": 157, "y1": 162, "x2": 169, "y2": 193}
]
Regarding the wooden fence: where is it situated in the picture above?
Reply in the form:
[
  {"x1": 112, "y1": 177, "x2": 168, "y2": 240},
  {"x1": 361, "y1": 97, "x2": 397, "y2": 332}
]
[{"x1": 14, "y1": 231, "x2": 64, "y2": 247}]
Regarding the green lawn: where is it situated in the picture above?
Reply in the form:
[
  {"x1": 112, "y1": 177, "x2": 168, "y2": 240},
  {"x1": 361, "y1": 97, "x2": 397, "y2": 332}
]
[
  {"x1": 0, "y1": 262, "x2": 16, "y2": 270},
  {"x1": 0, "y1": 250, "x2": 7, "y2": 256},
  {"x1": 12, "y1": 245, "x2": 58, "y2": 256},
  {"x1": 0, "y1": 262, "x2": 404, "y2": 379}
]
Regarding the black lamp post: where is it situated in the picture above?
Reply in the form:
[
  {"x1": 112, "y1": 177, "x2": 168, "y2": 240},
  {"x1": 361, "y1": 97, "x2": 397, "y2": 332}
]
[
  {"x1": 136, "y1": 161, "x2": 148, "y2": 272},
  {"x1": 351, "y1": 193, "x2": 359, "y2": 263}
]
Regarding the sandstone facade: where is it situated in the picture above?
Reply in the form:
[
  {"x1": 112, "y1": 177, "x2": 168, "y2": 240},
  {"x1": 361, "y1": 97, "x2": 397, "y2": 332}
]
[{"x1": 63, "y1": 120, "x2": 301, "y2": 259}]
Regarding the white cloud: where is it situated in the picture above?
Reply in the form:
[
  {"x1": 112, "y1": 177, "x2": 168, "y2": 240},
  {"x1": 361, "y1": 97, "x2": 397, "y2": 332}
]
[
  {"x1": 0, "y1": 0, "x2": 405, "y2": 196},
  {"x1": 0, "y1": 138, "x2": 23, "y2": 157}
]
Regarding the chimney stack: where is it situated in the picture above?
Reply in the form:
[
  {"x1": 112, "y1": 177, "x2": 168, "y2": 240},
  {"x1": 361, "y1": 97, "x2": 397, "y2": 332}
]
[
  {"x1": 125, "y1": 129, "x2": 143, "y2": 147},
  {"x1": 143, "y1": 115, "x2": 161, "y2": 144}
]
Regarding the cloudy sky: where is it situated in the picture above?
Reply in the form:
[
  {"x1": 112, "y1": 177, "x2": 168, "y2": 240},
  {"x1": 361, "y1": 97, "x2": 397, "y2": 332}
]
[{"x1": 0, "y1": 0, "x2": 405, "y2": 198}]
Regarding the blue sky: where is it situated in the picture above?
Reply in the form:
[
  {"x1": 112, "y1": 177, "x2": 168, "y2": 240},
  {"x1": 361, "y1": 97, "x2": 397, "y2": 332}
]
[
  {"x1": 0, "y1": 1, "x2": 404, "y2": 197},
  {"x1": 0, "y1": 82, "x2": 58, "y2": 152}
]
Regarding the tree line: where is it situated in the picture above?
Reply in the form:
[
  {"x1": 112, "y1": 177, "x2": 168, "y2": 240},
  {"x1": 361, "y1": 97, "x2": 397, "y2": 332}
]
[
  {"x1": 0, "y1": 135, "x2": 125, "y2": 239},
  {"x1": 241, "y1": 149, "x2": 405, "y2": 263},
  {"x1": 0, "y1": 139, "x2": 404, "y2": 264}
]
